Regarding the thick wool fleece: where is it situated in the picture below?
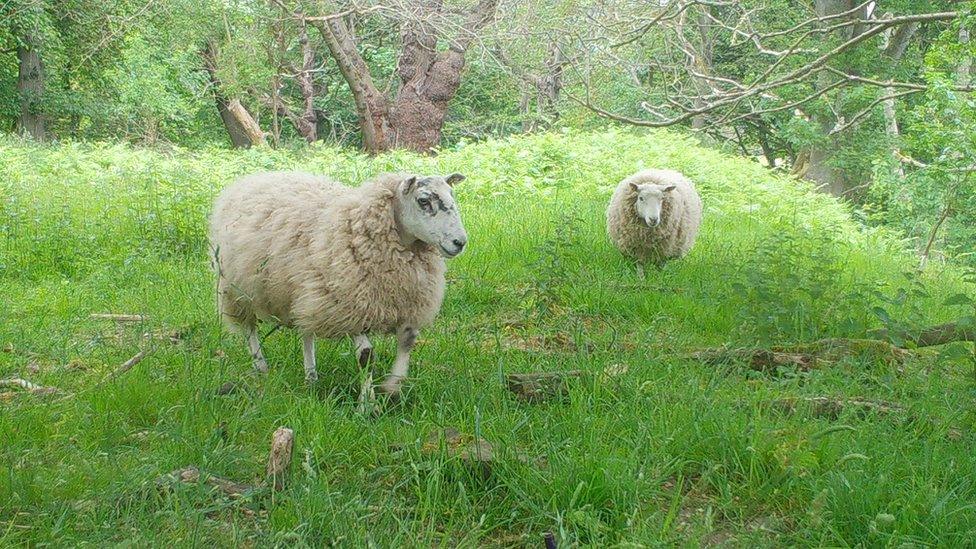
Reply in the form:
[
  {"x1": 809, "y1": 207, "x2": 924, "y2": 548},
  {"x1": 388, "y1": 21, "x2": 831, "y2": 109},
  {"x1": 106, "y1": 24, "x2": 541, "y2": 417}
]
[
  {"x1": 606, "y1": 169, "x2": 702, "y2": 263},
  {"x1": 209, "y1": 172, "x2": 446, "y2": 338}
]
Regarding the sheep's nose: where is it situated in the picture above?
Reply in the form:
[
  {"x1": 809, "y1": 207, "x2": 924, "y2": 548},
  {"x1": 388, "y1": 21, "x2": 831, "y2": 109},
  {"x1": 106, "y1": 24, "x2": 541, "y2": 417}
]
[{"x1": 452, "y1": 238, "x2": 466, "y2": 251}]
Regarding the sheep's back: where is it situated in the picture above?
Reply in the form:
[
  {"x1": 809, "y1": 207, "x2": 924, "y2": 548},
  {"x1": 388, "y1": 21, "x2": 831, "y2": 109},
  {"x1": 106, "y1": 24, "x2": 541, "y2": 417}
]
[{"x1": 210, "y1": 171, "x2": 347, "y2": 326}]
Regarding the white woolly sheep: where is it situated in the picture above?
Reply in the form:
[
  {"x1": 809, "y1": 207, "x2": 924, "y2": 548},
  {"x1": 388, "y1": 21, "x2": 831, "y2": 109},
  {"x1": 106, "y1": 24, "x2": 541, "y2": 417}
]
[
  {"x1": 606, "y1": 169, "x2": 702, "y2": 272},
  {"x1": 209, "y1": 171, "x2": 468, "y2": 407}
]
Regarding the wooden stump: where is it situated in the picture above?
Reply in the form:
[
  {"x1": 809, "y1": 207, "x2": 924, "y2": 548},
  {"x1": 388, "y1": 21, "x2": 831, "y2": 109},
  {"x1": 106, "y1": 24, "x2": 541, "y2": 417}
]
[{"x1": 266, "y1": 427, "x2": 294, "y2": 491}]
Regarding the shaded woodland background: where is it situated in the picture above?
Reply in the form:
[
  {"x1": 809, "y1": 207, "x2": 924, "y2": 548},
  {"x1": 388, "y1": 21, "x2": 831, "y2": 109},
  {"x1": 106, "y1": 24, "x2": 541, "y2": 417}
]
[{"x1": 2, "y1": 0, "x2": 974, "y2": 263}]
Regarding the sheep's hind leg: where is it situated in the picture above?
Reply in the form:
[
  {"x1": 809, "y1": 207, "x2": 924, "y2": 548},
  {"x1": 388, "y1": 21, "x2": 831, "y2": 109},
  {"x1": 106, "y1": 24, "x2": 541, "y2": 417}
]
[
  {"x1": 302, "y1": 334, "x2": 318, "y2": 384},
  {"x1": 354, "y1": 334, "x2": 374, "y2": 368},
  {"x1": 636, "y1": 263, "x2": 646, "y2": 280},
  {"x1": 379, "y1": 326, "x2": 418, "y2": 397},
  {"x1": 355, "y1": 334, "x2": 378, "y2": 415},
  {"x1": 247, "y1": 327, "x2": 269, "y2": 373}
]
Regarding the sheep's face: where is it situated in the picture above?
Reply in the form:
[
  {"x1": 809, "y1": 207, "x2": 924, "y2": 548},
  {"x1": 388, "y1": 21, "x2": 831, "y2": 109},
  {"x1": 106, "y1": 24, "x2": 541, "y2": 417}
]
[
  {"x1": 631, "y1": 182, "x2": 676, "y2": 228},
  {"x1": 398, "y1": 174, "x2": 468, "y2": 258}
]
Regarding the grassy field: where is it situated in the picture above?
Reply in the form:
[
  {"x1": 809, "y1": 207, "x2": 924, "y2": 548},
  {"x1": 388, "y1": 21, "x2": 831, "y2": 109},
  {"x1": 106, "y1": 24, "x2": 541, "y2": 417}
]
[{"x1": 3, "y1": 130, "x2": 976, "y2": 546}]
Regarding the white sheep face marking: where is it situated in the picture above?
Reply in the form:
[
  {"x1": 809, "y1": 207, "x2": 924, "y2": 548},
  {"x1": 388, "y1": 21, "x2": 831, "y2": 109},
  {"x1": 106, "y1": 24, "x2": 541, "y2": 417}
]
[
  {"x1": 631, "y1": 182, "x2": 676, "y2": 228},
  {"x1": 398, "y1": 174, "x2": 468, "y2": 258}
]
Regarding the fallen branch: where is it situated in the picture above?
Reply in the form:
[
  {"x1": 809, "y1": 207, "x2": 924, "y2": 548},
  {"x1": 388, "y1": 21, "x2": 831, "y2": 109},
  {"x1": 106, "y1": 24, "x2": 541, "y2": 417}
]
[
  {"x1": 0, "y1": 378, "x2": 58, "y2": 395},
  {"x1": 156, "y1": 466, "x2": 260, "y2": 499},
  {"x1": 768, "y1": 396, "x2": 904, "y2": 419},
  {"x1": 89, "y1": 314, "x2": 146, "y2": 322},
  {"x1": 868, "y1": 322, "x2": 976, "y2": 348},
  {"x1": 689, "y1": 338, "x2": 910, "y2": 372},
  {"x1": 266, "y1": 427, "x2": 295, "y2": 491},
  {"x1": 103, "y1": 350, "x2": 150, "y2": 383}
]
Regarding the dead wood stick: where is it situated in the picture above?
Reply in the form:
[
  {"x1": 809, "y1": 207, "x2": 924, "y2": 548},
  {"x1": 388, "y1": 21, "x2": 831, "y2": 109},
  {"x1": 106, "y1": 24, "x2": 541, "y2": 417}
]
[
  {"x1": 89, "y1": 314, "x2": 146, "y2": 322},
  {"x1": 105, "y1": 350, "x2": 150, "y2": 382},
  {"x1": 868, "y1": 322, "x2": 976, "y2": 348},
  {"x1": 266, "y1": 427, "x2": 295, "y2": 491},
  {"x1": 0, "y1": 378, "x2": 58, "y2": 395}
]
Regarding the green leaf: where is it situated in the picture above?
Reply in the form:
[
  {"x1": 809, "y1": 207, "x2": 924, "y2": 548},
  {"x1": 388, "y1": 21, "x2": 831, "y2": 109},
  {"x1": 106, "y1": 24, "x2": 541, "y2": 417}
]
[
  {"x1": 872, "y1": 306, "x2": 892, "y2": 325},
  {"x1": 944, "y1": 294, "x2": 974, "y2": 306}
]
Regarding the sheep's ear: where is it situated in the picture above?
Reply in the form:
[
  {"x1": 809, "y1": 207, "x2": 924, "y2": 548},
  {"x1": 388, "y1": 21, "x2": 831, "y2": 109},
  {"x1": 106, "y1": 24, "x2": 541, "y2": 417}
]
[
  {"x1": 663, "y1": 185, "x2": 677, "y2": 193},
  {"x1": 400, "y1": 176, "x2": 417, "y2": 195},
  {"x1": 446, "y1": 173, "x2": 465, "y2": 186},
  {"x1": 629, "y1": 182, "x2": 641, "y2": 192}
]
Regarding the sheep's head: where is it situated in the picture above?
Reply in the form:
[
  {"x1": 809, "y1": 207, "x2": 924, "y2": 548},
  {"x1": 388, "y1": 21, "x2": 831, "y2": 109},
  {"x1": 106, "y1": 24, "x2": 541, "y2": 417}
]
[
  {"x1": 630, "y1": 182, "x2": 676, "y2": 228},
  {"x1": 397, "y1": 173, "x2": 468, "y2": 258}
]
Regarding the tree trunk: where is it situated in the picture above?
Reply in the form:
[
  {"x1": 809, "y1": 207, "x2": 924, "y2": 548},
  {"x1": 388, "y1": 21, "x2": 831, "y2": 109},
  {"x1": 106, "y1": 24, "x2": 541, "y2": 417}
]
[
  {"x1": 803, "y1": 0, "x2": 856, "y2": 196},
  {"x1": 390, "y1": 50, "x2": 464, "y2": 152},
  {"x1": 292, "y1": 17, "x2": 318, "y2": 143},
  {"x1": 16, "y1": 44, "x2": 46, "y2": 140},
  {"x1": 880, "y1": 22, "x2": 919, "y2": 183},
  {"x1": 312, "y1": 0, "x2": 497, "y2": 154},
  {"x1": 202, "y1": 42, "x2": 266, "y2": 148}
]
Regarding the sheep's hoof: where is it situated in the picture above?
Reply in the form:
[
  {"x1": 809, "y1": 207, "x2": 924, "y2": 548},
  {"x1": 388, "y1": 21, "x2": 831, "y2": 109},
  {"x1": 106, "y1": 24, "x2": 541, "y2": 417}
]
[
  {"x1": 305, "y1": 371, "x2": 319, "y2": 385},
  {"x1": 377, "y1": 378, "x2": 405, "y2": 403},
  {"x1": 357, "y1": 347, "x2": 374, "y2": 368},
  {"x1": 252, "y1": 359, "x2": 269, "y2": 374}
]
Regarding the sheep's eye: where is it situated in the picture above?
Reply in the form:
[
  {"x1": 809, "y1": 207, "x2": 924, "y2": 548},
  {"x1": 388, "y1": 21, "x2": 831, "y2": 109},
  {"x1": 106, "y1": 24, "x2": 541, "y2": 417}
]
[
  {"x1": 418, "y1": 198, "x2": 430, "y2": 207},
  {"x1": 637, "y1": 197, "x2": 644, "y2": 202}
]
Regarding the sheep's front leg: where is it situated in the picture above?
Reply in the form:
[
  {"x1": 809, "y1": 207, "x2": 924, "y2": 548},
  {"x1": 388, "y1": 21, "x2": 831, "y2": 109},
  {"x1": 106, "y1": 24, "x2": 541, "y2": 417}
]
[
  {"x1": 302, "y1": 333, "x2": 318, "y2": 384},
  {"x1": 379, "y1": 326, "x2": 418, "y2": 397},
  {"x1": 354, "y1": 334, "x2": 378, "y2": 415},
  {"x1": 636, "y1": 263, "x2": 646, "y2": 280},
  {"x1": 247, "y1": 327, "x2": 269, "y2": 373}
]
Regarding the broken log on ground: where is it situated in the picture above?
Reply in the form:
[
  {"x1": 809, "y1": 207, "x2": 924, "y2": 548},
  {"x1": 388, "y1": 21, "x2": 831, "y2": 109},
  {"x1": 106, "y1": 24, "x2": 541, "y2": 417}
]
[
  {"x1": 868, "y1": 321, "x2": 976, "y2": 348},
  {"x1": 420, "y1": 427, "x2": 496, "y2": 476},
  {"x1": 689, "y1": 338, "x2": 911, "y2": 372},
  {"x1": 506, "y1": 370, "x2": 583, "y2": 402}
]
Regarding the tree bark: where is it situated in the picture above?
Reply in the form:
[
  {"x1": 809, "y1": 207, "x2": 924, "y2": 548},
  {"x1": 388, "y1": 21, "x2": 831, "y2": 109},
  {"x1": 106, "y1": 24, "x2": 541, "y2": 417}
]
[
  {"x1": 16, "y1": 43, "x2": 46, "y2": 140},
  {"x1": 881, "y1": 22, "x2": 920, "y2": 182},
  {"x1": 202, "y1": 42, "x2": 266, "y2": 148},
  {"x1": 802, "y1": 0, "x2": 856, "y2": 196},
  {"x1": 312, "y1": 0, "x2": 498, "y2": 153}
]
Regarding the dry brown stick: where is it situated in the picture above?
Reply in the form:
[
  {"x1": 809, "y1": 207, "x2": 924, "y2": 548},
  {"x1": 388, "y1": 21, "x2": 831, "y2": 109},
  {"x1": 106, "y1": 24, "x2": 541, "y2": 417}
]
[
  {"x1": 104, "y1": 350, "x2": 150, "y2": 382},
  {"x1": 89, "y1": 314, "x2": 146, "y2": 322},
  {"x1": 0, "y1": 378, "x2": 58, "y2": 395},
  {"x1": 266, "y1": 427, "x2": 295, "y2": 491}
]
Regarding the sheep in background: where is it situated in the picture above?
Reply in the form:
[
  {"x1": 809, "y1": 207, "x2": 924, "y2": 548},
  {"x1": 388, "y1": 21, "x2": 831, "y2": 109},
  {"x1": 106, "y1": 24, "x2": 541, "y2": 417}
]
[
  {"x1": 209, "y1": 171, "x2": 467, "y2": 410},
  {"x1": 606, "y1": 169, "x2": 702, "y2": 275}
]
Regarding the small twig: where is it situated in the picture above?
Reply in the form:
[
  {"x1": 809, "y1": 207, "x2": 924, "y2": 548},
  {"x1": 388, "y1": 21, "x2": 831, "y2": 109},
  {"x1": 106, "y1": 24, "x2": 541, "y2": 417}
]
[
  {"x1": 0, "y1": 378, "x2": 58, "y2": 395},
  {"x1": 89, "y1": 314, "x2": 146, "y2": 322},
  {"x1": 104, "y1": 350, "x2": 150, "y2": 382}
]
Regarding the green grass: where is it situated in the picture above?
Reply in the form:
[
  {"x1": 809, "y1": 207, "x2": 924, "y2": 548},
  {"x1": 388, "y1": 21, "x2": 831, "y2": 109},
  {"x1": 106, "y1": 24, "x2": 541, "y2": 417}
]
[{"x1": 2, "y1": 129, "x2": 976, "y2": 546}]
